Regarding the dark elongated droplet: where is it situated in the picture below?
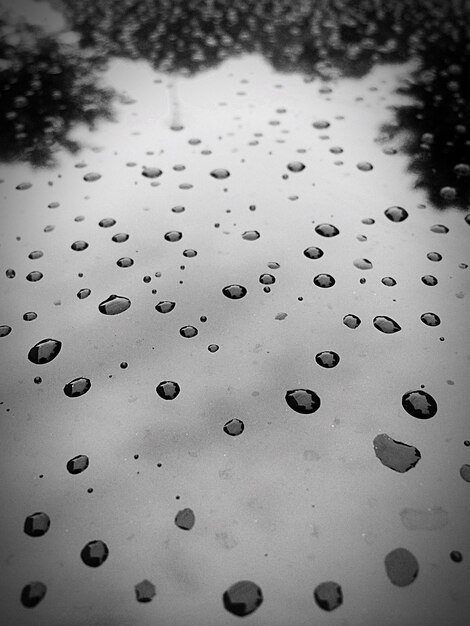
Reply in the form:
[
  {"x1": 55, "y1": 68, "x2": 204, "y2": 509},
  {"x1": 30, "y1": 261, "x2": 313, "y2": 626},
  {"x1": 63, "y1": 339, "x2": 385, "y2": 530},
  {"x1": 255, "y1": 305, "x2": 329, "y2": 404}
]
[
  {"x1": 373, "y1": 316, "x2": 401, "y2": 334},
  {"x1": 384, "y1": 548, "x2": 419, "y2": 586},
  {"x1": 285, "y1": 389, "x2": 320, "y2": 414},
  {"x1": 67, "y1": 454, "x2": 89, "y2": 474},
  {"x1": 23, "y1": 312, "x2": 37, "y2": 321},
  {"x1": 222, "y1": 285, "x2": 247, "y2": 299},
  {"x1": 381, "y1": 277, "x2": 396, "y2": 286},
  {"x1": 0, "y1": 325, "x2": 12, "y2": 337},
  {"x1": 373, "y1": 434, "x2": 421, "y2": 472},
  {"x1": 180, "y1": 325, "x2": 198, "y2": 338},
  {"x1": 312, "y1": 120, "x2": 330, "y2": 129},
  {"x1": 427, "y1": 251, "x2": 442, "y2": 262},
  {"x1": 116, "y1": 257, "x2": 134, "y2": 267},
  {"x1": 83, "y1": 172, "x2": 101, "y2": 182},
  {"x1": 155, "y1": 301, "x2": 176, "y2": 313},
  {"x1": 242, "y1": 230, "x2": 260, "y2": 241},
  {"x1": 315, "y1": 223, "x2": 339, "y2": 237},
  {"x1": 304, "y1": 246, "x2": 323, "y2": 259},
  {"x1": 175, "y1": 508, "x2": 195, "y2": 530},
  {"x1": 313, "y1": 582, "x2": 343, "y2": 612},
  {"x1": 156, "y1": 381, "x2": 180, "y2": 400},
  {"x1": 384, "y1": 206, "x2": 408, "y2": 222},
  {"x1": 112, "y1": 233, "x2": 129, "y2": 243},
  {"x1": 313, "y1": 274, "x2": 335, "y2": 288},
  {"x1": 210, "y1": 168, "x2": 230, "y2": 179},
  {"x1": 21, "y1": 582, "x2": 47, "y2": 608},
  {"x1": 24, "y1": 512, "x2": 50, "y2": 537},
  {"x1": 402, "y1": 390, "x2": 437, "y2": 419},
  {"x1": 135, "y1": 580, "x2": 156, "y2": 603},
  {"x1": 420, "y1": 312, "x2": 440, "y2": 326},
  {"x1": 28, "y1": 338, "x2": 62, "y2": 364},
  {"x1": 142, "y1": 167, "x2": 162, "y2": 178},
  {"x1": 421, "y1": 275, "x2": 438, "y2": 286},
  {"x1": 353, "y1": 258, "x2": 373, "y2": 270},
  {"x1": 81, "y1": 540, "x2": 109, "y2": 567},
  {"x1": 223, "y1": 581, "x2": 263, "y2": 617},
  {"x1": 98, "y1": 295, "x2": 131, "y2": 315},
  {"x1": 259, "y1": 274, "x2": 275, "y2": 285},
  {"x1": 71, "y1": 240, "x2": 88, "y2": 251},
  {"x1": 287, "y1": 161, "x2": 305, "y2": 172},
  {"x1": 26, "y1": 271, "x2": 43, "y2": 282},
  {"x1": 315, "y1": 351, "x2": 340, "y2": 368},
  {"x1": 357, "y1": 161, "x2": 373, "y2": 171},
  {"x1": 343, "y1": 314, "x2": 361, "y2": 329},
  {"x1": 430, "y1": 224, "x2": 449, "y2": 233},
  {"x1": 77, "y1": 288, "x2": 91, "y2": 299},
  {"x1": 164, "y1": 231, "x2": 182, "y2": 242},
  {"x1": 99, "y1": 218, "x2": 116, "y2": 228},
  {"x1": 28, "y1": 250, "x2": 43, "y2": 259},
  {"x1": 223, "y1": 418, "x2": 244, "y2": 436},
  {"x1": 64, "y1": 377, "x2": 91, "y2": 398}
]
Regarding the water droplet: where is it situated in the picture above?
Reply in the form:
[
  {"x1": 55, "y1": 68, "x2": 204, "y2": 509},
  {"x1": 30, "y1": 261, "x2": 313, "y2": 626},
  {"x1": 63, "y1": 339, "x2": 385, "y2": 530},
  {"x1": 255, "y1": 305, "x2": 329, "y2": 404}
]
[
  {"x1": 135, "y1": 580, "x2": 156, "y2": 603},
  {"x1": 330, "y1": 146, "x2": 343, "y2": 154},
  {"x1": 172, "y1": 205, "x2": 185, "y2": 213},
  {"x1": 353, "y1": 258, "x2": 373, "y2": 270},
  {"x1": 312, "y1": 120, "x2": 330, "y2": 129},
  {"x1": 459, "y1": 464, "x2": 470, "y2": 482},
  {"x1": 361, "y1": 218, "x2": 375, "y2": 225},
  {"x1": 287, "y1": 161, "x2": 305, "y2": 172},
  {"x1": 223, "y1": 581, "x2": 263, "y2": 617},
  {"x1": 64, "y1": 377, "x2": 91, "y2": 398},
  {"x1": 71, "y1": 240, "x2": 88, "y2": 251},
  {"x1": 28, "y1": 338, "x2": 62, "y2": 364},
  {"x1": 430, "y1": 224, "x2": 449, "y2": 234},
  {"x1": 6, "y1": 268, "x2": 15, "y2": 278},
  {"x1": 26, "y1": 271, "x2": 43, "y2": 282},
  {"x1": 116, "y1": 257, "x2": 134, "y2": 267},
  {"x1": 67, "y1": 454, "x2": 89, "y2": 474},
  {"x1": 440, "y1": 187, "x2": 457, "y2": 201},
  {"x1": 83, "y1": 172, "x2": 101, "y2": 182},
  {"x1": 242, "y1": 230, "x2": 260, "y2": 241},
  {"x1": 343, "y1": 314, "x2": 361, "y2": 329},
  {"x1": 304, "y1": 246, "x2": 324, "y2": 259},
  {"x1": 384, "y1": 548, "x2": 419, "y2": 586},
  {"x1": 373, "y1": 434, "x2": 421, "y2": 472},
  {"x1": 183, "y1": 249, "x2": 197, "y2": 258},
  {"x1": 427, "y1": 251, "x2": 442, "y2": 262},
  {"x1": 313, "y1": 582, "x2": 343, "y2": 612},
  {"x1": 81, "y1": 540, "x2": 109, "y2": 567},
  {"x1": 315, "y1": 351, "x2": 340, "y2": 368},
  {"x1": 223, "y1": 418, "x2": 244, "y2": 436},
  {"x1": 0, "y1": 325, "x2": 12, "y2": 337},
  {"x1": 259, "y1": 274, "x2": 275, "y2": 285},
  {"x1": 313, "y1": 274, "x2": 335, "y2": 288},
  {"x1": 420, "y1": 312, "x2": 440, "y2": 326},
  {"x1": 21, "y1": 582, "x2": 47, "y2": 608},
  {"x1": 142, "y1": 167, "x2": 162, "y2": 178},
  {"x1": 28, "y1": 250, "x2": 43, "y2": 260},
  {"x1": 422, "y1": 275, "x2": 438, "y2": 286},
  {"x1": 384, "y1": 206, "x2": 408, "y2": 222},
  {"x1": 357, "y1": 161, "x2": 373, "y2": 171},
  {"x1": 98, "y1": 295, "x2": 131, "y2": 315},
  {"x1": 77, "y1": 288, "x2": 91, "y2": 299},
  {"x1": 16, "y1": 182, "x2": 32, "y2": 190},
  {"x1": 373, "y1": 316, "x2": 401, "y2": 334},
  {"x1": 156, "y1": 381, "x2": 180, "y2": 400},
  {"x1": 315, "y1": 223, "x2": 339, "y2": 237},
  {"x1": 285, "y1": 389, "x2": 321, "y2": 414},
  {"x1": 381, "y1": 277, "x2": 396, "y2": 286},
  {"x1": 208, "y1": 344, "x2": 219, "y2": 352},
  {"x1": 180, "y1": 326, "x2": 198, "y2": 338},
  {"x1": 112, "y1": 233, "x2": 129, "y2": 243},
  {"x1": 155, "y1": 301, "x2": 176, "y2": 313},
  {"x1": 222, "y1": 285, "x2": 247, "y2": 299},
  {"x1": 175, "y1": 508, "x2": 195, "y2": 530},
  {"x1": 164, "y1": 231, "x2": 183, "y2": 242},
  {"x1": 210, "y1": 168, "x2": 230, "y2": 179},
  {"x1": 99, "y1": 218, "x2": 116, "y2": 228},
  {"x1": 24, "y1": 512, "x2": 50, "y2": 537},
  {"x1": 402, "y1": 390, "x2": 437, "y2": 419},
  {"x1": 450, "y1": 551, "x2": 463, "y2": 563},
  {"x1": 23, "y1": 312, "x2": 37, "y2": 321}
]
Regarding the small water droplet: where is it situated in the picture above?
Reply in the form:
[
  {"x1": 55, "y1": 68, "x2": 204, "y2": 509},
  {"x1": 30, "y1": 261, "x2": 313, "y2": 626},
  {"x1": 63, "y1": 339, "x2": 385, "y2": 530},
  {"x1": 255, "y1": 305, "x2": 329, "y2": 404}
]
[
  {"x1": 222, "y1": 285, "x2": 247, "y2": 299},
  {"x1": 83, "y1": 172, "x2": 101, "y2": 182},
  {"x1": 312, "y1": 120, "x2": 330, "y2": 129},
  {"x1": 28, "y1": 250, "x2": 43, "y2": 259},
  {"x1": 71, "y1": 240, "x2": 88, "y2": 251},
  {"x1": 402, "y1": 390, "x2": 437, "y2": 419},
  {"x1": 459, "y1": 464, "x2": 470, "y2": 482},
  {"x1": 21, "y1": 582, "x2": 47, "y2": 608},
  {"x1": 77, "y1": 288, "x2": 91, "y2": 299},
  {"x1": 313, "y1": 582, "x2": 343, "y2": 612},
  {"x1": 164, "y1": 231, "x2": 183, "y2": 242},
  {"x1": 353, "y1": 258, "x2": 373, "y2": 270},
  {"x1": 98, "y1": 295, "x2": 131, "y2": 315},
  {"x1": 208, "y1": 344, "x2": 219, "y2": 352},
  {"x1": 373, "y1": 433, "x2": 421, "y2": 472},
  {"x1": 384, "y1": 206, "x2": 408, "y2": 222},
  {"x1": 16, "y1": 182, "x2": 32, "y2": 190},
  {"x1": 420, "y1": 312, "x2": 440, "y2": 326},
  {"x1": 142, "y1": 167, "x2": 162, "y2": 178},
  {"x1": 315, "y1": 351, "x2": 340, "y2": 368},
  {"x1": 259, "y1": 274, "x2": 275, "y2": 285},
  {"x1": 343, "y1": 314, "x2": 361, "y2": 329},
  {"x1": 183, "y1": 249, "x2": 197, "y2": 258},
  {"x1": 81, "y1": 540, "x2": 108, "y2": 567},
  {"x1": 99, "y1": 218, "x2": 116, "y2": 228},
  {"x1": 357, "y1": 161, "x2": 373, "y2": 171},
  {"x1": 112, "y1": 233, "x2": 129, "y2": 243},
  {"x1": 155, "y1": 301, "x2": 176, "y2": 313},
  {"x1": 135, "y1": 580, "x2": 156, "y2": 603},
  {"x1": 23, "y1": 312, "x2": 37, "y2": 321},
  {"x1": 315, "y1": 223, "x2": 339, "y2": 237},
  {"x1": 64, "y1": 377, "x2": 91, "y2": 398},
  {"x1": 267, "y1": 261, "x2": 280, "y2": 269},
  {"x1": 28, "y1": 338, "x2": 62, "y2": 364},
  {"x1": 175, "y1": 508, "x2": 195, "y2": 530},
  {"x1": 242, "y1": 230, "x2": 260, "y2": 241},
  {"x1": 373, "y1": 316, "x2": 401, "y2": 334},
  {"x1": 180, "y1": 325, "x2": 198, "y2": 338},
  {"x1": 116, "y1": 257, "x2": 134, "y2": 267},
  {"x1": 26, "y1": 271, "x2": 43, "y2": 282},
  {"x1": 361, "y1": 218, "x2": 375, "y2": 225},
  {"x1": 384, "y1": 548, "x2": 419, "y2": 586},
  {"x1": 24, "y1": 512, "x2": 50, "y2": 537},
  {"x1": 450, "y1": 551, "x2": 463, "y2": 563},
  {"x1": 381, "y1": 277, "x2": 396, "y2": 286},
  {"x1": 427, "y1": 251, "x2": 442, "y2": 262},
  {"x1": 421, "y1": 275, "x2": 438, "y2": 286},
  {"x1": 6, "y1": 268, "x2": 15, "y2": 278},
  {"x1": 304, "y1": 247, "x2": 324, "y2": 259},
  {"x1": 287, "y1": 161, "x2": 305, "y2": 172},
  {"x1": 156, "y1": 381, "x2": 180, "y2": 400},
  {"x1": 430, "y1": 224, "x2": 449, "y2": 234},
  {"x1": 223, "y1": 418, "x2": 244, "y2": 436},
  {"x1": 223, "y1": 581, "x2": 263, "y2": 617},
  {"x1": 210, "y1": 168, "x2": 230, "y2": 179},
  {"x1": 285, "y1": 389, "x2": 321, "y2": 414},
  {"x1": 0, "y1": 325, "x2": 12, "y2": 337},
  {"x1": 313, "y1": 274, "x2": 335, "y2": 288},
  {"x1": 67, "y1": 454, "x2": 89, "y2": 474}
]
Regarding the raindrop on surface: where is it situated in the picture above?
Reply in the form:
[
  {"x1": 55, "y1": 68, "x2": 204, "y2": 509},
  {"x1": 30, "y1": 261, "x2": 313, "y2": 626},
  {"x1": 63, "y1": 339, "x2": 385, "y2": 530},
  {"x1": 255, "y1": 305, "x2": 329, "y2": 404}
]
[
  {"x1": 421, "y1": 275, "x2": 438, "y2": 286},
  {"x1": 357, "y1": 161, "x2": 373, "y2": 171},
  {"x1": 312, "y1": 120, "x2": 330, "y2": 129},
  {"x1": 315, "y1": 223, "x2": 339, "y2": 237},
  {"x1": 450, "y1": 551, "x2": 463, "y2": 563},
  {"x1": 315, "y1": 351, "x2": 340, "y2": 368},
  {"x1": 287, "y1": 161, "x2": 306, "y2": 172},
  {"x1": 156, "y1": 381, "x2": 180, "y2": 400},
  {"x1": 164, "y1": 230, "x2": 183, "y2": 243},
  {"x1": 420, "y1": 312, "x2": 441, "y2": 326},
  {"x1": 373, "y1": 316, "x2": 401, "y2": 334},
  {"x1": 267, "y1": 262, "x2": 280, "y2": 269},
  {"x1": 26, "y1": 271, "x2": 43, "y2": 282},
  {"x1": 174, "y1": 508, "x2": 195, "y2": 530},
  {"x1": 223, "y1": 581, "x2": 263, "y2": 617},
  {"x1": 313, "y1": 274, "x2": 335, "y2": 288},
  {"x1": 384, "y1": 206, "x2": 408, "y2": 222},
  {"x1": 81, "y1": 540, "x2": 109, "y2": 567},
  {"x1": 304, "y1": 246, "x2": 324, "y2": 259},
  {"x1": 259, "y1": 274, "x2": 275, "y2": 285},
  {"x1": 135, "y1": 580, "x2": 156, "y2": 603},
  {"x1": 353, "y1": 258, "x2": 373, "y2": 270},
  {"x1": 77, "y1": 289, "x2": 91, "y2": 299},
  {"x1": 83, "y1": 172, "x2": 101, "y2": 182},
  {"x1": 116, "y1": 257, "x2": 134, "y2": 267},
  {"x1": 313, "y1": 582, "x2": 343, "y2": 612},
  {"x1": 28, "y1": 338, "x2": 62, "y2": 364},
  {"x1": 208, "y1": 344, "x2": 219, "y2": 352},
  {"x1": 112, "y1": 233, "x2": 129, "y2": 243},
  {"x1": 23, "y1": 312, "x2": 37, "y2": 321},
  {"x1": 384, "y1": 548, "x2": 419, "y2": 587},
  {"x1": 285, "y1": 389, "x2": 321, "y2": 414},
  {"x1": 223, "y1": 418, "x2": 244, "y2": 436},
  {"x1": 427, "y1": 251, "x2": 442, "y2": 262},
  {"x1": 16, "y1": 182, "x2": 32, "y2": 190},
  {"x1": 21, "y1": 582, "x2": 47, "y2": 608},
  {"x1": 430, "y1": 224, "x2": 449, "y2": 234},
  {"x1": 329, "y1": 146, "x2": 343, "y2": 154},
  {"x1": 440, "y1": 187, "x2": 457, "y2": 201},
  {"x1": 222, "y1": 285, "x2": 247, "y2": 299},
  {"x1": 172, "y1": 205, "x2": 185, "y2": 213},
  {"x1": 210, "y1": 168, "x2": 230, "y2": 179},
  {"x1": 242, "y1": 230, "x2": 260, "y2": 241},
  {"x1": 381, "y1": 277, "x2": 396, "y2": 286},
  {"x1": 183, "y1": 249, "x2": 197, "y2": 258},
  {"x1": 98, "y1": 295, "x2": 131, "y2": 315},
  {"x1": 180, "y1": 326, "x2": 198, "y2": 338},
  {"x1": 155, "y1": 301, "x2": 176, "y2": 313},
  {"x1": 67, "y1": 454, "x2": 89, "y2": 474},
  {"x1": 142, "y1": 166, "x2": 162, "y2": 178},
  {"x1": 28, "y1": 250, "x2": 43, "y2": 259},
  {"x1": 64, "y1": 377, "x2": 91, "y2": 398},
  {"x1": 0, "y1": 325, "x2": 12, "y2": 337},
  {"x1": 373, "y1": 434, "x2": 421, "y2": 472},
  {"x1": 402, "y1": 390, "x2": 437, "y2": 419},
  {"x1": 361, "y1": 218, "x2": 375, "y2": 225},
  {"x1": 99, "y1": 218, "x2": 116, "y2": 228},
  {"x1": 24, "y1": 512, "x2": 50, "y2": 537},
  {"x1": 459, "y1": 464, "x2": 470, "y2": 482},
  {"x1": 343, "y1": 314, "x2": 361, "y2": 329},
  {"x1": 6, "y1": 268, "x2": 15, "y2": 278},
  {"x1": 71, "y1": 240, "x2": 88, "y2": 251}
]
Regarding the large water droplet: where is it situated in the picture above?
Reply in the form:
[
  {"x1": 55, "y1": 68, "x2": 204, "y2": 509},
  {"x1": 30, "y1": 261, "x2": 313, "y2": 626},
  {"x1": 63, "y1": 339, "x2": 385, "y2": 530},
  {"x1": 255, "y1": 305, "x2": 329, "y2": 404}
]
[
  {"x1": 26, "y1": 271, "x2": 43, "y2": 282},
  {"x1": 343, "y1": 314, "x2": 361, "y2": 329},
  {"x1": 16, "y1": 181, "x2": 32, "y2": 190},
  {"x1": 373, "y1": 316, "x2": 401, "y2": 334},
  {"x1": 285, "y1": 389, "x2": 321, "y2": 414},
  {"x1": 222, "y1": 285, "x2": 247, "y2": 299},
  {"x1": 116, "y1": 257, "x2": 134, "y2": 267},
  {"x1": 81, "y1": 540, "x2": 109, "y2": 567},
  {"x1": 210, "y1": 168, "x2": 230, "y2": 179},
  {"x1": 183, "y1": 249, "x2": 197, "y2": 258},
  {"x1": 83, "y1": 172, "x2": 101, "y2": 182},
  {"x1": 384, "y1": 206, "x2": 408, "y2": 222},
  {"x1": 259, "y1": 274, "x2": 275, "y2": 285},
  {"x1": 223, "y1": 418, "x2": 244, "y2": 436},
  {"x1": 357, "y1": 161, "x2": 373, "y2": 171},
  {"x1": 287, "y1": 161, "x2": 305, "y2": 172},
  {"x1": 420, "y1": 312, "x2": 440, "y2": 326},
  {"x1": 373, "y1": 434, "x2": 421, "y2": 472},
  {"x1": 430, "y1": 224, "x2": 449, "y2": 234},
  {"x1": 135, "y1": 580, "x2": 156, "y2": 603},
  {"x1": 304, "y1": 246, "x2": 324, "y2": 259},
  {"x1": 67, "y1": 454, "x2": 89, "y2": 474},
  {"x1": 381, "y1": 277, "x2": 396, "y2": 286},
  {"x1": 175, "y1": 508, "x2": 195, "y2": 530},
  {"x1": 21, "y1": 582, "x2": 47, "y2": 608},
  {"x1": 156, "y1": 381, "x2": 180, "y2": 400},
  {"x1": 384, "y1": 548, "x2": 419, "y2": 587},
  {"x1": 353, "y1": 258, "x2": 373, "y2": 270},
  {"x1": 313, "y1": 582, "x2": 343, "y2": 612},
  {"x1": 427, "y1": 251, "x2": 442, "y2": 262},
  {"x1": 24, "y1": 512, "x2": 50, "y2": 537},
  {"x1": 180, "y1": 326, "x2": 198, "y2": 338},
  {"x1": 223, "y1": 581, "x2": 263, "y2": 617},
  {"x1": 421, "y1": 275, "x2": 438, "y2": 286},
  {"x1": 28, "y1": 338, "x2": 62, "y2": 364},
  {"x1": 71, "y1": 241, "x2": 88, "y2": 251},
  {"x1": 313, "y1": 274, "x2": 335, "y2": 288},
  {"x1": 99, "y1": 218, "x2": 116, "y2": 228},
  {"x1": 315, "y1": 223, "x2": 339, "y2": 237},
  {"x1": 315, "y1": 351, "x2": 340, "y2": 368},
  {"x1": 28, "y1": 250, "x2": 43, "y2": 259},
  {"x1": 77, "y1": 288, "x2": 91, "y2": 299},
  {"x1": 112, "y1": 233, "x2": 129, "y2": 243},
  {"x1": 98, "y1": 295, "x2": 131, "y2": 315},
  {"x1": 0, "y1": 325, "x2": 12, "y2": 337},
  {"x1": 142, "y1": 167, "x2": 162, "y2": 179},
  {"x1": 64, "y1": 377, "x2": 91, "y2": 398},
  {"x1": 312, "y1": 120, "x2": 330, "y2": 129},
  {"x1": 402, "y1": 390, "x2": 437, "y2": 419},
  {"x1": 164, "y1": 231, "x2": 183, "y2": 242},
  {"x1": 155, "y1": 301, "x2": 176, "y2": 313},
  {"x1": 242, "y1": 230, "x2": 260, "y2": 241}
]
